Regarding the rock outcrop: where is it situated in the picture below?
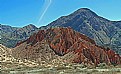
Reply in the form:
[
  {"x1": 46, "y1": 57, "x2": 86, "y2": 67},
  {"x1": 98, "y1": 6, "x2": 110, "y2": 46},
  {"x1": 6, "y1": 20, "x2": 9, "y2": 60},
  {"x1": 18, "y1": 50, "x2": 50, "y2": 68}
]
[{"x1": 14, "y1": 27, "x2": 121, "y2": 66}]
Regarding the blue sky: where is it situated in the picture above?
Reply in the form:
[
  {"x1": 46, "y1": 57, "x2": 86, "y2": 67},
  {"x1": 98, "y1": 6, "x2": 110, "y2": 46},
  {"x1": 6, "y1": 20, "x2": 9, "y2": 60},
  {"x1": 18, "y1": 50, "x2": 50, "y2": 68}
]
[{"x1": 0, "y1": 0, "x2": 121, "y2": 27}]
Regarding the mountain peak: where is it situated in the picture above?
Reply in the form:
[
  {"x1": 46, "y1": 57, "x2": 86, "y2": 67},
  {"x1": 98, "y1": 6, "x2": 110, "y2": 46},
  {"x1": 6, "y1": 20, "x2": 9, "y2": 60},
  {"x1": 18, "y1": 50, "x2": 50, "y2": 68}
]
[
  {"x1": 48, "y1": 8, "x2": 98, "y2": 27},
  {"x1": 78, "y1": 8, "x2": 92, "y2": 11},
  {"x1": 73, "y1": 8, "x2": 98, "y2": 17},
  {"x1": 23, "y1": 24, "x2": 38, "y2": 29}
]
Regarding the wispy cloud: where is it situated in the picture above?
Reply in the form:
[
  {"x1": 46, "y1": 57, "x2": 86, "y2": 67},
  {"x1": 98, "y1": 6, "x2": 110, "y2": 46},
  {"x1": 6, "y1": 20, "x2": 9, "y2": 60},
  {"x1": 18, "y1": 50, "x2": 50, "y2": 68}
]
[{"x1": 37, "y1": 0, "x2": 52, "y2": 25}]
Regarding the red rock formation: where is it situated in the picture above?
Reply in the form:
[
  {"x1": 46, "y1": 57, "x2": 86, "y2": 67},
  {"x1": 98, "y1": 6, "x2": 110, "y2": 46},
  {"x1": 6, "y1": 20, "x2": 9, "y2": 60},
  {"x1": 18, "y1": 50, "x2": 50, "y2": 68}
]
[
  {"x1": 14, "y1": 27, "x2": 121, "y2": 66},
  {"x1": 106, "y1": 49, "x2": 121, "y2": 65}
]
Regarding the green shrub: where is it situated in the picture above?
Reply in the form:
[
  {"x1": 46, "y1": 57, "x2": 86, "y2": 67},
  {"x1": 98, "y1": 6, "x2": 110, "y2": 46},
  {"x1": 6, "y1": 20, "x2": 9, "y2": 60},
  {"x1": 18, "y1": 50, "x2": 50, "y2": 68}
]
[{"x1": 97, "y1": 63, "x2": 107, "y2": 69}]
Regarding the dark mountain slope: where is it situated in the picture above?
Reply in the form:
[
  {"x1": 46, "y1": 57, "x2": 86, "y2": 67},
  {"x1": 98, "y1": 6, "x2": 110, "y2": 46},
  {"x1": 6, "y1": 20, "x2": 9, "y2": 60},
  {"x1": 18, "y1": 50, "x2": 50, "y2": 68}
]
[
  {"x1": 0, "y1": 24, "x2": 38, "y2": 47},
  {"x1": 11, "y1": 24, "x2": 38, "y2": 39}
]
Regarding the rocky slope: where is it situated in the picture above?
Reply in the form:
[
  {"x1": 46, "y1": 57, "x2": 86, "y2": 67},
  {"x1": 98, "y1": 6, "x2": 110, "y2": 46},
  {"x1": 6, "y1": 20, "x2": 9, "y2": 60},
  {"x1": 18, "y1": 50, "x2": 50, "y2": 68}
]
[
  {"x1": 0, "y1": 44, "x2": 38, "y2": 69},
  {"x1": 13, "y1": 27, "x2": 121, "y2": 66},
  {"x1": 46, "y1": 8, "x2": 121, "y2": 55},
  {"x1": 0, "y1": 24, "x2": 38, "y2": 47}
]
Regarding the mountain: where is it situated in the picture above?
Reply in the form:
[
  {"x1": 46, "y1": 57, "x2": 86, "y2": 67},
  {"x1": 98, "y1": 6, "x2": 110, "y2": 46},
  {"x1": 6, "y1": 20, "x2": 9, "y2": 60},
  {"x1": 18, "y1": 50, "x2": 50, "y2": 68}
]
[
  {"x1": 1, "y1": 8, "x2": 121, "y2": 55},
  {"x1": 46, "y1": 8, "x2": 121, "y2": 55},
  {"x1": 13, "y1": 27, "x2": 121, "y2": 66},
  {"x1": 11, "y1": 24, "x2": 38, "y2": 39},
  {"x1": 0, "y1": 24, "x2": 38, "y2": 48},
  {"x1": 0, "y1": 24, "x2": 18, "y2": 33}
]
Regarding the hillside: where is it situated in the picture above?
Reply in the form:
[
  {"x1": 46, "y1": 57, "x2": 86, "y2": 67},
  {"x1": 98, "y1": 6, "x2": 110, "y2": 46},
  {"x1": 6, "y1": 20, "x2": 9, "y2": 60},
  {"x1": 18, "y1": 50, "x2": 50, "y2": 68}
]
[
  {"x1": 0, "y1": 44, "x2": 38, "y2": 69},
  {"x1": 13, "y1": 27, "x2": 121, "y2": 66}
]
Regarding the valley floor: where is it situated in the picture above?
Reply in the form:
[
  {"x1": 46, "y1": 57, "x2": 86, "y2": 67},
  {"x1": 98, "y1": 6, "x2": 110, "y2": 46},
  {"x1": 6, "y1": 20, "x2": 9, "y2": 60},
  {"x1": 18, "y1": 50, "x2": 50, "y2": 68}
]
[{"x1": 1, "y1": 64, "x2": 121, "y2": 74}]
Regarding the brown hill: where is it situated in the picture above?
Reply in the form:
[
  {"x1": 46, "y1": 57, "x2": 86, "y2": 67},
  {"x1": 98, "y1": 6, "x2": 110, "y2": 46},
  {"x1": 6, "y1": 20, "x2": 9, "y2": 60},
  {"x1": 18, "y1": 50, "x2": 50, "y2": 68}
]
[
  {"x1": 13, "y1": 27, "x2": 121, "y2": 66},
  {"x1": 0, "y1": 44, "x2": 38, "y2": 69}
]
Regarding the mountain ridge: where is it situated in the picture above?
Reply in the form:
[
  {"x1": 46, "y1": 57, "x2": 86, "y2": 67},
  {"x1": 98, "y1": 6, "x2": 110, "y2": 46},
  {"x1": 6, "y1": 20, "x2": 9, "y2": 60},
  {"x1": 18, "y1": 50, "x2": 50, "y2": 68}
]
[
  {"x1": 1, "y1": 8, "x2": 121, "y2": 55},
  {"x1": 0, "y1": 24, "x2": 38, "y2": 47}
]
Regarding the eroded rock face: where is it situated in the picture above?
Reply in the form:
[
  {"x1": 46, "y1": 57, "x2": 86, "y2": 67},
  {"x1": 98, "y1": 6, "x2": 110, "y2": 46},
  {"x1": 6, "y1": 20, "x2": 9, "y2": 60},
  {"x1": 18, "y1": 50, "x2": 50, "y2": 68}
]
[
  {"x1": 106, "y1": 49, "x2": 121, "y2": 65},
  {"x1": 14, "y1": 27, "x2": 121, "y2": 66}
]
